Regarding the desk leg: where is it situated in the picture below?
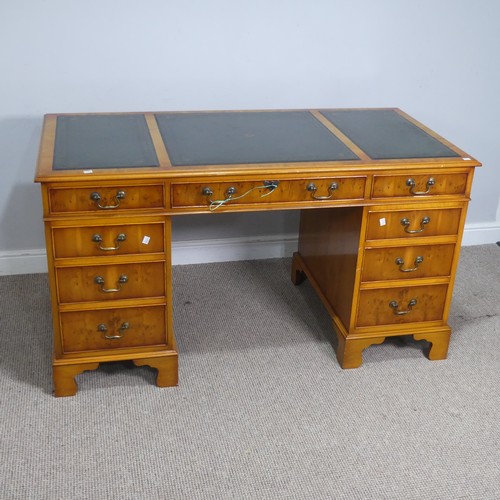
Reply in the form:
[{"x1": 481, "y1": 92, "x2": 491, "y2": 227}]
[
  {"x1": 413, "y1": 328, "x2": 451, "y2": 360},
  {"x1": 335, "y1": 332, "x2": 385, "y2": 369},
  {"x1": 53, "y1": 362, "x2": 100, "y2": 397},
  {"x1": 291, "y1": 252, "x2": 306, "y2": 285},
  {"x1": 133, "y1": 355, "x2": 178, "y2": 388}
]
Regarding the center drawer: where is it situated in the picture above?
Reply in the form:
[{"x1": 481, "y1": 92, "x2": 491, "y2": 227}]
[
  {"x1": 56, "y1": 262, "x2": 165, "y2": 303},
  {"x1": 171, "y1": 177, "x2": 366, "y2": 208},
  {"x1": 60, "y1": 305, "x2": 168, "y2": 353}
]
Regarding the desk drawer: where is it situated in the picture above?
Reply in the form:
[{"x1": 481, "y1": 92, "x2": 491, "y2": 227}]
[
  {"x1": 57, "y1": 262, "x2": 165, "y2": 303},
  {"x1": 356, "y1": 284, "x2": 448, "y2": 328},
  {"x1": 372, "y1": 173, "x2": 468, "y2": 199},
  {"x1": 48, "y1": 184, "x2": 165, "y2": 214},
  {"x1": 366, "y1": 208, "x2": 462, "y2": 240},
  {"x1": 171, "y1": 177, "x2": 366, "y2": 208},
  {"x1": 52, "y1": 223, "x2": 165, "y2": 258},
  {"x1": 361, "y1": 244, "x2": 456, "y2": 282},
  {"x1": 61, "y1": 305, "x2": 167, "y2": 353}
]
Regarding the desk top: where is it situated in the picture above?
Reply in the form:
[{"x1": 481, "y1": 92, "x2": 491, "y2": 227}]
[{"x1": 35, "y1": 108, "x2": 480, "y2": 181}]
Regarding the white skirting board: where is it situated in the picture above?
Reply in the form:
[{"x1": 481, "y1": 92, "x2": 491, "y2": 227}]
[
  {"x1": 0, "y1": 249, "x2": 49, "y2": 276},
  {"x1": 1, "y1": 223, "x2": 499, "y2": 276}
]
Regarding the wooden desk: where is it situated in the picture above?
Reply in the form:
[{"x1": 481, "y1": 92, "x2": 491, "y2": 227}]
[{"x1": 34, "y1": 109, "x2": 481, "y2": 396}]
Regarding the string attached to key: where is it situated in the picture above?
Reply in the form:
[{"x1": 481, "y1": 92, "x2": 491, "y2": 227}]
[{"x1": 207, "y1": 182, "x2": 280, "y2": 211}]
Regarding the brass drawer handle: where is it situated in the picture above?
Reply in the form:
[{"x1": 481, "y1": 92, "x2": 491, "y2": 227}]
[
  {"x1": 389, "y1": 298, "x2": 417, "y2": 315},
  {"x1": 92, "y1": 233, "x2": 127, "y2": 251},
  {"x1": 395, "y1": 256, "x2": 424, "y2": 272},
  {"x1": 94, "y1": 274, "x2": 128, "y2": 293},
  {"x1": 97, "y1": 322, "x2": 129, "y2": 340},
  {"x1": 201, "y1": 181, "x2": 279, "y2": 211},
  {"x1": 406, "y1": 177, "x2": 435, "y2": 195},
  {"x1": 400, "y1": 216, "x2": 430, "y2": 234},
  {"x1": 306, "y1": 182, "x2": 339, "y2": 200},
  {"x1": 202, "y1": 186, "x2": 237, "y2": 205},
  {"x1": 90, "y1": 190, "x2": 126, "y2": 209}
]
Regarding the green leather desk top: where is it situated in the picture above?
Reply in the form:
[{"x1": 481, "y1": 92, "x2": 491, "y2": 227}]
[
  {"x1": 321, "y1": 109, "x2": 460, "y2": 160},
  {"x1": 53, "y1": 115, "x2": 160, "y2": 170},
  {"x1": 155, "y1": 111, "x2": 359, "y2": 166},
  {"x1": 49, "y1": 109, "x2": 466, "y2": 171}
]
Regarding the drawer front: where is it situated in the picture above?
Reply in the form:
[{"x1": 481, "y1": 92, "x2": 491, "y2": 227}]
[
  {"x1": 361, "y1": 244, "x2": 456, "y2": 282},
  {"x1": 60, "y1": 305, "x2": 167, "y2": 353},
  {"x1": 366, "y1": 208, "x2": 462, "y2": 240},
  {"x1": 372, "y1": 173, "x2": 468, "y2": 199},
  {"x1": 357, "y1": 284, "x2": 448, "y2": 327},
  {"x1": 57, "y1": 262, "x2": 165, "y2": 303},
  {"x1": 53, "y1": 223, "x2": 165, "y2": 258},
  {"x1": 171, "y1": 177, "x2": 366, "y2": 208},
  {"x1": 48, "y1": 184, "x2": 165, "y2": 214}
]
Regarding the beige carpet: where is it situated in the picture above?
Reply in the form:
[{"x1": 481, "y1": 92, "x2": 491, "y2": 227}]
[{"x1": 0, "y1": 245, "x2": 499, "y2": 499}]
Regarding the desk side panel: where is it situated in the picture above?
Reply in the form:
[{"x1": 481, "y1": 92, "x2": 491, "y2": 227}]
[{"x1": 297, "y1": 207, "x2": 363, "y2": 328}]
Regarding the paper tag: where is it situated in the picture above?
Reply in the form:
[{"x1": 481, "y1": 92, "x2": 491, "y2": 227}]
[
  {"x1": 379, "y1": 217, "x2": 386, "y2": 227},
  {"x1": 83, "y1": 169, "x2": 93, "y2": 174},
  {"x1": 462, "y1": 157, "x2": 471, "y2": 161},
  {"x1": 142, "y1": 236, "x2": 150, "y2": 245}
]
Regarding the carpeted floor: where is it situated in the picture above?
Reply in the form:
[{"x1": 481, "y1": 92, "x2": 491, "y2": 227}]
[{"x1": 0, "y1": 245, "x2": 499, "y2": 499}]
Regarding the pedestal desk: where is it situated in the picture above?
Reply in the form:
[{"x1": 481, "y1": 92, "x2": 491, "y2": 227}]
[{"x1": 34, "y1": 109, "x2": 481, "y2": 396}]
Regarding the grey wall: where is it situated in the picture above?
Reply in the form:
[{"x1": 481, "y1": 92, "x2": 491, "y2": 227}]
[{"x1": 1, "y1": 0, "x2": 499, "y2": 251}]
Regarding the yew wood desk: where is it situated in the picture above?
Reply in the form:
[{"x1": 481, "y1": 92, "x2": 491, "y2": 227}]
[{"x1": 34, "y1": 108, "x2": 481, "y2": 396}]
